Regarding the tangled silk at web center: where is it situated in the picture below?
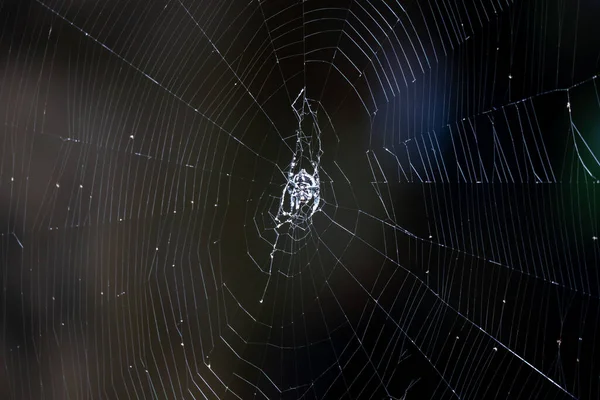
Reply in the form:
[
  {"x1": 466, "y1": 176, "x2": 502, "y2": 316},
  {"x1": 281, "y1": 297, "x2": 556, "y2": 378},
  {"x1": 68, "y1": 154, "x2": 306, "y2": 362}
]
[{"x1": 276, "y1": 88, "x2": 323, "y2": 229}]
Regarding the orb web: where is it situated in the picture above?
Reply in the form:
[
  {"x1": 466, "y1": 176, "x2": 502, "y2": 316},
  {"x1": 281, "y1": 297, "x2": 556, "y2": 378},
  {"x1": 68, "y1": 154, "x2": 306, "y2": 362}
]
[{"x1": 0, "y1": 0, "x2": 599, "y2": 399}]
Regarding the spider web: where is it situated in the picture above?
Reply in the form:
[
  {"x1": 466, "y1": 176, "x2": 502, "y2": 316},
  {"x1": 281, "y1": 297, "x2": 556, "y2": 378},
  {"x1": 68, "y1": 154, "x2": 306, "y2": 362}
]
[{"x1": 0, "y1": 0, "x2": 599, "y2": 399}]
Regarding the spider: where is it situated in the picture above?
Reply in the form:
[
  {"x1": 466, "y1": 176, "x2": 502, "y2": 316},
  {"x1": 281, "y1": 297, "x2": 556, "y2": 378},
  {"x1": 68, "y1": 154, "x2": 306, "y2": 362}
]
[{"x1": 286, "y1": 168, "x2": 319, "y2": 214}]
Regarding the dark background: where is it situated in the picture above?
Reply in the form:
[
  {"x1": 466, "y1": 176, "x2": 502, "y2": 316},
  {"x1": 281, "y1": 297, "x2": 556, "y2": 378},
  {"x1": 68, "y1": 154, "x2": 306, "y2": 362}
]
[{"x1": 1, "y1": 0, "x2": 600, "y2": 399}]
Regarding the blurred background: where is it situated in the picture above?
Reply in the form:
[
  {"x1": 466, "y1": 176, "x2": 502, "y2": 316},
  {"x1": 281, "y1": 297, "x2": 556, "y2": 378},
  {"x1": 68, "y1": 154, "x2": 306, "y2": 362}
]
[{"x1": 1, "y1": 0, "x2": 600, "y2": 399}]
